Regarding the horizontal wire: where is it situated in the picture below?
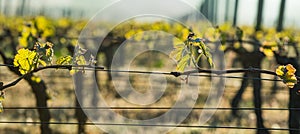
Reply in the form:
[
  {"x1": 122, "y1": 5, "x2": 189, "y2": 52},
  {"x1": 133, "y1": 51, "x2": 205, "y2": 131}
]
[
  {"x1": 80, "y1": 68, "x2": 282, "y2": 82},
  {"x1": 0, "y1": 63, "x2": 282, "y2": 82},
  {"x1": 90, "y1": 68, "x2": 283, "y2": 82},
  {"x1": 183, "y1": 74, "x2": 281, "y2": 82},
  {"x1": 2, "y1": 107, "x2": 297, "y2": 111},
  {"x1": 39, "y1": 73, "x2": 281, "y2": 82},
  {"x1": 101, "y1": 69, "x2": 171, "y2": 75},
  {"x1": 0, "y1": 121, "x2": 297, "y2": 131}
]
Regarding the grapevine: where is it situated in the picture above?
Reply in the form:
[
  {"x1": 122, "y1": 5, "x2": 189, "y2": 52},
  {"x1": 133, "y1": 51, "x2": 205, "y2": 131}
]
[
  {"x1": 0, "y1": 16, "x2": 299, "y2": 93},
  {"x1": 0, "y1": 16, "x2": 300, "y2": 134}
]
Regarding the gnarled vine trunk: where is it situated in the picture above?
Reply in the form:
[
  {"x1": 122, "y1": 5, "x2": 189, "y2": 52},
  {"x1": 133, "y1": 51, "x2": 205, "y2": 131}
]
[
  {"x1": 0, "y1": 51, "x2": 52, "y2": 134},
  {"x1": 226, "y1": 40, "x2": 269, "y2": 134},
  {"x1": 274, "y1": 52, "x2": 300, "y2": 134},
  {"x1": 25, "y1": 74, "x2": 52, "y2": 134},
  {"x1": 74, "y1": 72, "x2": 87, "y2": 134}
]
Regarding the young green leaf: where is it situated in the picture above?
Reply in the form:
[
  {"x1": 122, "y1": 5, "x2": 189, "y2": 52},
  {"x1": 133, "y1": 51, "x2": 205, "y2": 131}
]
[
  {"x1": 76, "y1": 55, "x2": 86, "y2": 65},
  {"x1": 14, "y1": 48, "x2": 39, "y2": 74},
  {"x1": 276, "y1": 64, "x2": 298, "y2": 88},
  {"x1": 170, "y1": 44, "x2": 185, "y2": 61},
  {"x1": 56, "y1": 55, "x2": 73, "y2": 65},
  {"x1": 176, "y1": 54, "x2": 190, "y2": 72},
  {"x1": 38, "y1": 59, "x2": 47, "y2": 67}
]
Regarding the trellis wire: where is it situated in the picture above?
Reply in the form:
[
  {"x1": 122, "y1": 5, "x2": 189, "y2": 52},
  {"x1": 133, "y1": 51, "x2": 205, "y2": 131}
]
[
  {"x1": 0, "y1": 63, "x2": 296, "y2": 131},
  {"x1": 0, "y1": 64, "x2": 282, "y2": 82},
  {"x1": 1, "y1": 27, "x2": 300, "y2": 132},
  {"x1": 1, "y1": 106, "x2": 298, "y2": 111},
  {"x1": 0, "y1": 121, "x2": 298, "y2": 131},
  {"x1": 0, "y1": 63, "x2": 289, "y2": 96}
]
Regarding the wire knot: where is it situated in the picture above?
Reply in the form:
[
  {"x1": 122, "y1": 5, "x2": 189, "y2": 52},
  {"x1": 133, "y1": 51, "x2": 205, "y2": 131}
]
[{"x1": 171, "y1": 72, "x2": 181, "y2": 77}]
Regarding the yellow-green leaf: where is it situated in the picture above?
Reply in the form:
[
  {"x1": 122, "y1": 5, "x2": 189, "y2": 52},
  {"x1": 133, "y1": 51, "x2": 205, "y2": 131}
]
[
  {"x1": 207, "y1": 57, "x2": 214, "y2": 68},
  {"x1": 14, "y1": 48, "x2": 38, "y2": 74},
  {"x1": 176, "y1": 54, "x2": 190, "y2": 72},
  {"x1": 76, "y1": 55, "x2": 86, "y2": 65},
  {"x1": 56, "y1": 55, "x2": 73, "y2": 65},
  {"x1": 170, "y1": 46, "x2": 184, "y2": 61},
  {"x1": 39, "y1": 59, "x2": 47, "y2": 67}
]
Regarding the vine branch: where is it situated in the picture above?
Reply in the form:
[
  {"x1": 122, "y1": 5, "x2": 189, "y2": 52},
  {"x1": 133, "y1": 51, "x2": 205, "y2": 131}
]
[
  {"x1": 0, "y1": 65, "x2": 104, "y2": 91},
  {"x1": 171, "y1": 67, "x2": 277, "y2": 77},
  {"x1": 1, "y1": 64, "x2": 297, "y2": 91}
]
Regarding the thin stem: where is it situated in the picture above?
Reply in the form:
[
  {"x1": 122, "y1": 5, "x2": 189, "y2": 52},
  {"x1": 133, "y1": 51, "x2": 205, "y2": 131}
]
[{"x1": 0, "y1": 65, "x2": 104, "y2": 91}]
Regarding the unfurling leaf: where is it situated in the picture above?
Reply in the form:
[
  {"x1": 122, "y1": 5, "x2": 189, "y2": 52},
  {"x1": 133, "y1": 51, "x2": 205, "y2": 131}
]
[
  {"x1": 276, "y1": 66, "x2": 285, "y2": 76},
  {"x1": 207, "y1": 57, "x2": 214, "y2": 68},
  {"x1": 276, "y1": 64, "x2": 298, "y2": 88},
  {"x1": 35, "y1": 42, "x2": 54, "y2": 64},
  {"x1": 38, "y1": 59, "x2": 47, "y2": 67},
  {"x1": 14, "y1": 48, "x2": 38, "y2": 74},
  {"x1": 76, "y1": 55, "x2": 86, "y2": 65},
  {"x1": 56, "y1": 55, "x2": 75, "y2": 75},
  {"x1": 171, "y1": 30, "x2": 214, "y2": 72},
  {"x1": 56, "y1": 55, "x2": 73, "y2": 65},
  {"x1": 199, "y1": 41, "x2": 214, "y2": 67},
  {"x1": 170, "y1": 43, "x2": 185, "y2": 61},
  {"x1": 286, "y1": 64, "x2": 296, "y2": 75},
  {"x1": 176, "y1": 54, "x2": 190, "y2": 72}
]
